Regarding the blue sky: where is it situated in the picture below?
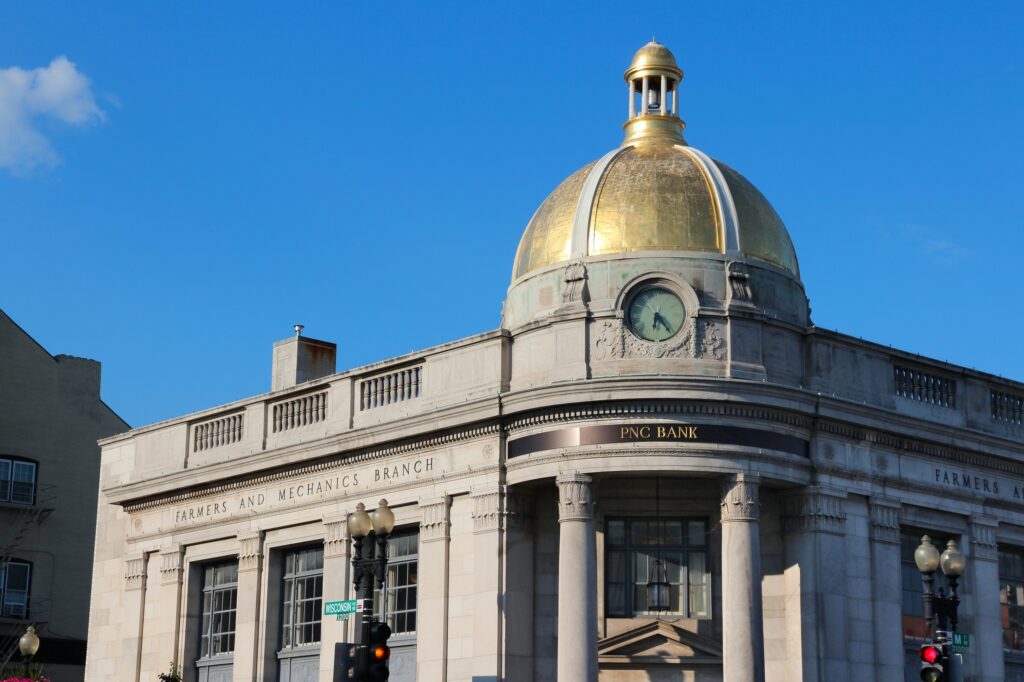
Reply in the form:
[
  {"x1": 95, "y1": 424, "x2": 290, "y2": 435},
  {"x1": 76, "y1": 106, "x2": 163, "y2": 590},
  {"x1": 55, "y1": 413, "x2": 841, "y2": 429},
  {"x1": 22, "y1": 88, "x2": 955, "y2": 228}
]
[{"x1": 2, "y1": 1, "x2": 1022, "y2": 428}]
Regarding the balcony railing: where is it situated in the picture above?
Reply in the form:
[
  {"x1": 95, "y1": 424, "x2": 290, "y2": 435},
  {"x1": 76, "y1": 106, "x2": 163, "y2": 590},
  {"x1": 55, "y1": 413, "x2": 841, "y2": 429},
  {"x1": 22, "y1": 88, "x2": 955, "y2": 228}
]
[
  {"x1": 360, "y1": 365, "x2": 423, "y2": 411},
  {"x1": 192, "y1": 413, "x2": 244, "y2": 452},
  {"x1": 992, "y1": 389, "x2": 1024, "y2": 425},
  {"x1": 272, "y1": 391, "x2": 328, "y2": 433},
  {"x1": 894, "y1": 365, "x2": 956, "y2": 408}
]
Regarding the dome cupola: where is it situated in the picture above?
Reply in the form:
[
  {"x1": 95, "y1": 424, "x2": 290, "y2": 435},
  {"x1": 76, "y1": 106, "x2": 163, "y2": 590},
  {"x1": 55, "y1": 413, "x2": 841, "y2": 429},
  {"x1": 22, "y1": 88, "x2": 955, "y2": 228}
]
[{"x1": 511, "y1": 41, "x2": 800, "y2": 283}]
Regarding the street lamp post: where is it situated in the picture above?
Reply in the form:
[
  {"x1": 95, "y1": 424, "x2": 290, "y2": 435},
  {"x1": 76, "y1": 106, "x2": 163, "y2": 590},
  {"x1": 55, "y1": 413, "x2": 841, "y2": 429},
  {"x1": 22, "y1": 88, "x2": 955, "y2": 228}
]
[
  {"x1": 914, "y1": 535, "x2": 965, "y2": 634},
  {"x1": 347, "y1": 500, "x2": 395, "y2": 644},
  {"x1": 915, "y1": 535, "x2": 967, "y2": 681}
]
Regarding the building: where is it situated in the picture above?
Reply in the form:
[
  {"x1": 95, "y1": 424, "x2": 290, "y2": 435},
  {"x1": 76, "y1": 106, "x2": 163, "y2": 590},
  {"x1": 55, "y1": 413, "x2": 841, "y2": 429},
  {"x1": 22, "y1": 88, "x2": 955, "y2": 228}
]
[
  {"x1": 0, "y1": 309, "x2": 128, "y2": 680},
  {"x1": 85, "y1": 42, "x2": 1024, "y2": 682}
]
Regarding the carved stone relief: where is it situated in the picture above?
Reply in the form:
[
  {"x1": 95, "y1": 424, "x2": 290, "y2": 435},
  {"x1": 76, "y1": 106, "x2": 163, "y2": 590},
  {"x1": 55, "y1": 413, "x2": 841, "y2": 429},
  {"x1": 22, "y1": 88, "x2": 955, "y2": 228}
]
[
  {"x1": 562, "y1": 260, "x2": 588, "y2": 305},
  {"x1": 557, "y1": 472, "x2": 593, "y2": 522},
  {"x1": 720, "y1": 473, "x2": 760, "y2": 522},
  {"x1": 726, "y1": 261, "x2": 753, "y2": 304},
  {"x1": 237, "y1": 531, "x2": 263, "y2": 572},
  {"x1": 593, "y1": 317, "x2": 725, "y2": 361}
]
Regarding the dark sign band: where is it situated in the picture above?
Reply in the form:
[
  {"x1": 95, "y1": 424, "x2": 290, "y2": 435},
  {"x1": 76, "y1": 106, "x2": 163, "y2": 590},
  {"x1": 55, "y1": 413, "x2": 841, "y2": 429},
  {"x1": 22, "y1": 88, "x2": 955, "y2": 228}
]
[{"x1": 507, "y1": 423, "x2": 808, "y2": 459}]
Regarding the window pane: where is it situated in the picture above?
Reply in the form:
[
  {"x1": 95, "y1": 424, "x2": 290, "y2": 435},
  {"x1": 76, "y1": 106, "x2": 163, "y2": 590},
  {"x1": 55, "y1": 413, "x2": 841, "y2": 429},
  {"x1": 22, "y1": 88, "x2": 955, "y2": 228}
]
[
  {"x1": 607, "y1": 520, "x2": 625, "y2": 546},
  {"x1": 688, "y1": 520, "x2": 706, "y2": 546},
  {"x1": 664, "y1": 521, "x2": 683, "y2": 546}
]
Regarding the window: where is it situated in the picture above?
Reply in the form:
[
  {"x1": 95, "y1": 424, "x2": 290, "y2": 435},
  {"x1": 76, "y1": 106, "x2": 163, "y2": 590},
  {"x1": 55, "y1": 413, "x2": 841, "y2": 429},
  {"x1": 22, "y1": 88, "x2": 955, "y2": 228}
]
[
  {"x1": 281, "y1": 546, "x2": 323, "y2": 649},
  {"x1": 373, "y1": 530, "x2": 418, "y2": 636},
  {"x1": 0, "y1": 560, "x2": 32, "y2": 618},
  {"x1": 0, "y1": 458, "x2": 36, "y2": 505},
  {"x1": 605, "y1": 518, "x2": 710, "y2": 618},
  {"x1": 1000, "y1": 546, "x2": 1024, "y2": 652},
  {"x1": 199, "y1": 561, "x2": 238, "y2": 658}
]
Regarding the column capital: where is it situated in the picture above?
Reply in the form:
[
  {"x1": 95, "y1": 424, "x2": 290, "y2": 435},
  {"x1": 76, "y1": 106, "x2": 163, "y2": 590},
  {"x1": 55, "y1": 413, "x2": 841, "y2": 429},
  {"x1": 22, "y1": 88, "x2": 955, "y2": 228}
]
[
  {"x1": 781, "y1": 485, "x2": 846, "y2": 534},
  {"x1": 968, "y1": 516, "x2": 999, "y2": 563},
  {"x1": 323, "y1": 514, "x2": 349, "y2": 558},
  {"x1": 557, "y1": 472, "x2": 593, "y2": 522},
  {"x1": 720, "y1": 472, "x2": 760, "y2": 523},
  {"x1": 124, "y1": 551, "x2": 147, "y2": 591},
  {"x1": 420, "y1": 496, "x2": 451, "y2": 542},
  {"x1": 472, "y1": 491, "x2": 502, "y2": 533},
  {"x1": 237, "y1": 530, "x2": 264, "y2": 572},
  {"x1": 159, "y1": 544, "x2": 184, "y2": 585},
  {"x1": 869, "y1": 497, "x2": 902, "y2": 545}
]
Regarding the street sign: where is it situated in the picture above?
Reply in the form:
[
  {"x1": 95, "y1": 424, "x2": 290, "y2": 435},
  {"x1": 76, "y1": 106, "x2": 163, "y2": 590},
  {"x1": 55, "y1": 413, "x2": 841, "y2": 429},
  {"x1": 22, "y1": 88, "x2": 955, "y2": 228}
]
[
  {"x1": 324, "y1": 599, "x2": 362, "y2": 620},
  {"x1": 952, "y1": 632, "x2": 970, "y2": 652}
]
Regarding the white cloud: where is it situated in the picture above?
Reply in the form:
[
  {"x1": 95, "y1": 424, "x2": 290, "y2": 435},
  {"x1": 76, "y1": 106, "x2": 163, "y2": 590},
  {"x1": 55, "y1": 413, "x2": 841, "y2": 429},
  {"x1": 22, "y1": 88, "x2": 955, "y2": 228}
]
[{"x1": 0, "y1": 56, "x2": 105, "y2": 174}]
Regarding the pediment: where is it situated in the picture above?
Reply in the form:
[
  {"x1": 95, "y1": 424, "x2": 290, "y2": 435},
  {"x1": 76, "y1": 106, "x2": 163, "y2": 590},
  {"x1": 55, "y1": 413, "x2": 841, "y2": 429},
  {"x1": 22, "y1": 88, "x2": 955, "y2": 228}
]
[{"x1": 598, "y1": 621, "x2": 722, "y2": 665}]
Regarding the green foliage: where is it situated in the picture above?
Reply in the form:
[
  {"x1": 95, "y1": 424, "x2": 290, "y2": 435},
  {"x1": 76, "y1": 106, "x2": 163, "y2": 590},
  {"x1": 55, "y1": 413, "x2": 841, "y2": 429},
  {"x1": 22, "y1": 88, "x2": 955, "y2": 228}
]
[{"x1": 157, "y1": 662, "x2": 182, "y2": 682}]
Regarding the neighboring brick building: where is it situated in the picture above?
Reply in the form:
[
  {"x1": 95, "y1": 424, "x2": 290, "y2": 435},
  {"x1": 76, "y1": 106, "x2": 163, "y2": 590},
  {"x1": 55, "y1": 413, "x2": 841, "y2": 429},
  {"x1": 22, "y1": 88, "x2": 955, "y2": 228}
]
[{"x1": 0, "y1": 309, "x2": 127, "y2": 680}]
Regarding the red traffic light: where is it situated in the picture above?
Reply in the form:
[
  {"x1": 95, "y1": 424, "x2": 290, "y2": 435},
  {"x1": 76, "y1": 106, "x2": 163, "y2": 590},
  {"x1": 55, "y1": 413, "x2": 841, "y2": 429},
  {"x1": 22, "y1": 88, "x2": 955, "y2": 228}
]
[
  {"x1": 372, "y1": 645, "x2": 391, "y2": 661},
  {"x1": 920, "y1": 645, "x2": 941, "y2": 664}
]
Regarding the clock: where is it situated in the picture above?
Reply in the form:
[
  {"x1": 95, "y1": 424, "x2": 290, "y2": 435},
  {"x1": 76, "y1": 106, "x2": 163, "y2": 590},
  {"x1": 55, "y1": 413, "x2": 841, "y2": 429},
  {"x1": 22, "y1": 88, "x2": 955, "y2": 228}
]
[{"x1": 627, "y1": 287, "x2": 685, "y2": 342}]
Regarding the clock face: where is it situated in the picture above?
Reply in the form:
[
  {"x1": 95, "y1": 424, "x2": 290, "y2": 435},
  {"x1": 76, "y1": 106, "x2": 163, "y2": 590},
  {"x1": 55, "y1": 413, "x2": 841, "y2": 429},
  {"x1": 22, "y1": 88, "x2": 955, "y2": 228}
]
[{"x1": 627, "y1": 287, "x2": 685, "y2": 342}]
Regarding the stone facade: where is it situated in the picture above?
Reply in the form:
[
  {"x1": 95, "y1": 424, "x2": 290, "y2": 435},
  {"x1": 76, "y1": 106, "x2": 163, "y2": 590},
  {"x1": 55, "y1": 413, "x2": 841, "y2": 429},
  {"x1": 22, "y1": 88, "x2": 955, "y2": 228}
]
[{"x1": 84, "y1": 43, "x2": 1024, "y2": 682}]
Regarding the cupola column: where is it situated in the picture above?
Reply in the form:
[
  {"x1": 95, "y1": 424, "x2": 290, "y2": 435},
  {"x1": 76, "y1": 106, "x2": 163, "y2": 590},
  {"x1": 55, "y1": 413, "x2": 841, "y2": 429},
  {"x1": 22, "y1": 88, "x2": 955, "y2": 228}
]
[
  {"x1": 720, "y1": 473, "x2": 765, "y2": 682},
  {"x1": 556, "y1": 472, "x2": 598, "y2": 682},
  {"x1": 660, "y1": 75, "x2": 667, "y2": 115},
  {"x1": 641, "y1": 77, "x2": 649, "y2": 116},
  {"x1": 628, "y1": 79, "x2": 636, "y2": 118}
]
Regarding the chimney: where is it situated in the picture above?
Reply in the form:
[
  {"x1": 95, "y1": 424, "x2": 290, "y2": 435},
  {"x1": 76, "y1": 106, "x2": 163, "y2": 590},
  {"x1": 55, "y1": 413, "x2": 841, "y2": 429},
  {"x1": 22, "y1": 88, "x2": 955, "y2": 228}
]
[{"x1": 272, "y1": 325, "x2": 337, "y2": 391}]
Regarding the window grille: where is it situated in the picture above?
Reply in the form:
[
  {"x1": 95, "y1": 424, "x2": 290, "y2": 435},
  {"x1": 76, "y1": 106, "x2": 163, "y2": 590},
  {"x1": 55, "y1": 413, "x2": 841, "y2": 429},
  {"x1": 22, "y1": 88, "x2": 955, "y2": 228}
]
[
  {"x1": 894, "y1": 366, "x2": 956, "y2": 408},
  {"x1": 604, "y1": 517, "x2": 710, "y2": 618},
  {"x1": 200, "y1": 561, "x2": 238, "y2": 658},
  {"x1": 992, "y1": 390, "x2": 1024, "y2": 425},
  {"x1": 0, "y1": 560, "x2": 31, "y2": 618},
  {"x1": 280, "y1": 546, "x2": 323, "y2": 649},
  {"x1": 0, "y1": 458, "x2": 36, "y2": 505}
]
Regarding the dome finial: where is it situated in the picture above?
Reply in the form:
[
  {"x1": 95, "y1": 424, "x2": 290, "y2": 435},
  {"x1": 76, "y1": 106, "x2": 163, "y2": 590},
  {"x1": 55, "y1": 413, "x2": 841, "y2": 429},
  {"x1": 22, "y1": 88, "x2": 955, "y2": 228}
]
[{"x1": 623, "y1": 41, "x2": 685, "y2": 145}]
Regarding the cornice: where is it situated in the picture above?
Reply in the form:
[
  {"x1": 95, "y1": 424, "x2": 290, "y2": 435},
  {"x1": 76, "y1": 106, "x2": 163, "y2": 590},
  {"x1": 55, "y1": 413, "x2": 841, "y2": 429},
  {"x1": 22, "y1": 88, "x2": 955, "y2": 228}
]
[{"x1": 118, "y1": 422, "x2": 501, "y2": 512}]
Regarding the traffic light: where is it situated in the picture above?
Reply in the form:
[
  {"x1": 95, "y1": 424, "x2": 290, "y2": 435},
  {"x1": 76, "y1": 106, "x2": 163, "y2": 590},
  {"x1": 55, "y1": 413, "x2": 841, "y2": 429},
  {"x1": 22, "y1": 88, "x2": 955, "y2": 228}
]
[
  {"x1": 919, "y1": 643, "x2": 944, "y2": 682},
  {"x1": 366, "y1": 619, "x2": 392, "y2": 681},
  {"x1": 334, "y1": 642, "x2": 358, "y2": 680}
]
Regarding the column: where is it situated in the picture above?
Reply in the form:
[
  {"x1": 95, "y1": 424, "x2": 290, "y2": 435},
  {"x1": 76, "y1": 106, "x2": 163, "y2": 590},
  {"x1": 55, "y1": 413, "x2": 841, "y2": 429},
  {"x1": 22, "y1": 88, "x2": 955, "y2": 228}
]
[
  {"x1": 233, "y1": 531, "x2": 264, "y2": 682},
  {"x1": 659, "y1": 75, "x2": 667, "y2": 115},
  {"x1": 122, "y1": 552, "x2": 148, "y2": 681},
  {"x1": 781, "y1": 486, "x2": 848, "y2": 682},
  {"x1": 868, "y1": 498, "x2": 903, "y2": 679},
  {"x1": 155, "y1": 545, "x2": 185, "y2": 675},
  {"x1": 556, "y1": 472, "x2": 597, "y2": 682},
  {"x1": 968, "y1": 516, "x2": 1004, "y2": 682},
  {"x1": 503, "y1": 492, "x2": 535, "y2": 680},
  {"x1": 319, "y1": 514, "x2": 351, "y2": 682},
  {"x1": 721, "y1": 473, "x2": 765, "y2": 682},
  {"x1": 417, "y1": 497, "x2": 451, "y2": 682}
]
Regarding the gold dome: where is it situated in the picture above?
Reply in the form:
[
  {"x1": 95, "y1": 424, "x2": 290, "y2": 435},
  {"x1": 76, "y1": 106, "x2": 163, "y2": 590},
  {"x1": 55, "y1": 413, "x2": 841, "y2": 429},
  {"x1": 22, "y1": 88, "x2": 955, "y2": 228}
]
[
  {"x1": 512, "y1": 143, "x2": 799, "y2": 280},
  {"x1": 511, "y1": 41, "x2": 799, "y2": 282}
]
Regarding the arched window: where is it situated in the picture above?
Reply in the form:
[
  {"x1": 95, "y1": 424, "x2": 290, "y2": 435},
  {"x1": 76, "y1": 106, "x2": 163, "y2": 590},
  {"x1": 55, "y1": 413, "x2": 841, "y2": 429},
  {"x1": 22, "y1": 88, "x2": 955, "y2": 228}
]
[{"x1": 0, "y1": 457, "x2": 37, "y2": 505}]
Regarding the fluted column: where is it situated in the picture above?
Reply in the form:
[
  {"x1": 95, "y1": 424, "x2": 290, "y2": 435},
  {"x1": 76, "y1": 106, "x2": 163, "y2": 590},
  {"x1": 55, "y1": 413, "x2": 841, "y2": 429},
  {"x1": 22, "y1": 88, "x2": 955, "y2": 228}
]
[
  {"x1": 556, "y1": 472, "x2": 597, "y2": 682},
  {"x1": 233, "y1": 531, "x2": 264, "y2": 682},
  {"x1": 968, "y1": 516, "x2": 1003, "y2": 682},
  {"x1": 720, "y1": 473, "x2": 764, "y2": 682},
  {"x1": 869, "y1": 498, "x2": 903, "y2": 679},
  {"x1": 319, "y1": 514, "x2": 351, "y2": 682}
]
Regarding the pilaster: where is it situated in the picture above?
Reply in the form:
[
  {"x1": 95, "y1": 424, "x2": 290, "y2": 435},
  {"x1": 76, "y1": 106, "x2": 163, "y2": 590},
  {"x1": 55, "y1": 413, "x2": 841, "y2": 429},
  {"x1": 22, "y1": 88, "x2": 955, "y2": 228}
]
[
  {"x1": 154, "y1": 545, "x2": 184, "y2": 675},
  {"x1": 319, "y1": 514, "x2": 351, "y2": 682},
  {"x1": 720, "y1": 473, "x2": 764, "y2": 682},
  {"x1": 868, "y1": 498, "x2": 903, "y2": 679},
  {"x1": 504, "y1": 492, "x2": 535, "y2": 680},
  {"x1": 233, "y1": 530, "x2": 264, "y2": 682},
  {"x1": 470, "y1": 489, "x2": 503, "y2": 679},
  {"x1": 122, "y1": 551, "x2": 148, "y2": 682},
  {"x1": 968, "y1": 516, "x2": 1004, "y2": 682},
  {"x1": 556, "y1": 472, "x2": 598, "y2": 682},
  {"x1": 781, "y1": 486, "x2": 849, "y2": 682},
  {"x1": 417, "y1": 497, "x2": 451, "y2": 682}
]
